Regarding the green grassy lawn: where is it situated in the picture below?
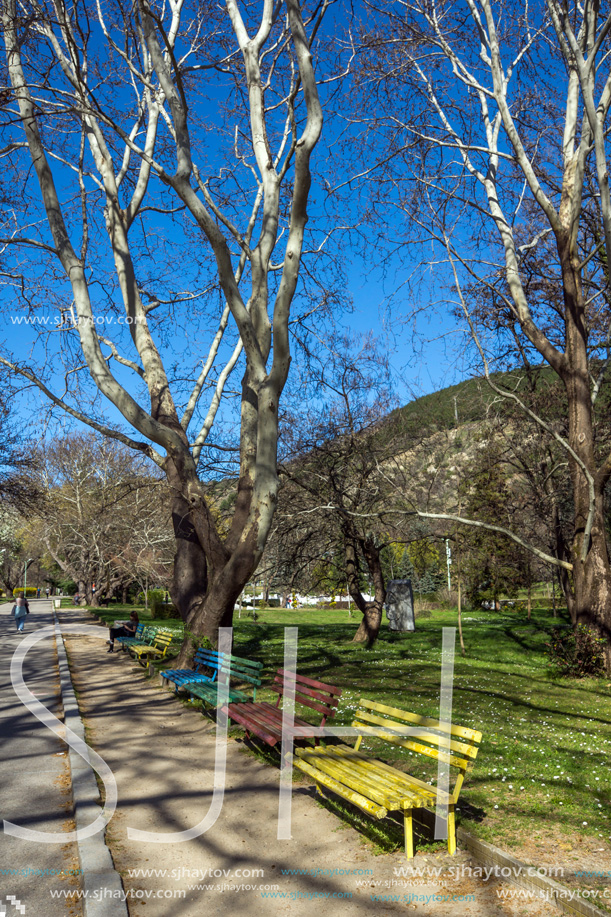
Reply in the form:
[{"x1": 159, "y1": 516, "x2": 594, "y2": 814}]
[
  {"x1": 80, "y1": 604, "x2": 183, "y2": 631},
  {"x1": 84, "y1": 602, "x2": 611, "y2": 864},
  {"x1": 231, "y1": 606, "x2": 611, "y2": 859}
]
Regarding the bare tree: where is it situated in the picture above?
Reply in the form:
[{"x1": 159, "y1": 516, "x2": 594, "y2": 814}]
[
  {"x1": 346, "y1": 0, "x2": 611, "y2": 665},
  {"x1": 25, "y1": 433, "x2": 170, "y2": 602},
  {"x1": 275, "y1": 339, "x2": 399, "y2": 644},
  {"x1": 0, "y1": 0, "x2": 326, "y2": 655}
]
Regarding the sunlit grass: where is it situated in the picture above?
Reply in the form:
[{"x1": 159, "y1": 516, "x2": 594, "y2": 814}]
[{"x1": 230, "y1": 605, "x2": 611, "y2": 856}]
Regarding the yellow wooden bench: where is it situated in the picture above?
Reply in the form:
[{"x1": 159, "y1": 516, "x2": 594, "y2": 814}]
[
  {"x1": 128, "y1": 630, "x2": 174, "y2": 666},
  {"x1": 293, "y1": 698, "x2": 482, "y2": 859}
]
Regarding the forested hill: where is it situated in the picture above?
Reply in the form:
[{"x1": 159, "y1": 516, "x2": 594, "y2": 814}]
[{"x1": 388, "y1": 366, "x2": 564, "y2": 440}]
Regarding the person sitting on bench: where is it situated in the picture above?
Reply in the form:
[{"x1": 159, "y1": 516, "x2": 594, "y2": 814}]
[{"x1": 107, "y1": 611, "x2": 139, "y2": 653}]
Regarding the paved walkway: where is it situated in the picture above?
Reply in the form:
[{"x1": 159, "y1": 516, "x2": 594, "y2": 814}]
[{"x1": 0, "y1": 600, "x2": 83, "y2": 916}]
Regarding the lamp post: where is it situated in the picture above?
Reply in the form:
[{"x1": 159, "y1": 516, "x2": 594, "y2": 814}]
[{"x1": 23, "y1": 557, "x2": 33, "y2": 596}]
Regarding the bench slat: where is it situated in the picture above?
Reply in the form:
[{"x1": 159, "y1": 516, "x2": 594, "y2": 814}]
[
  {"x1": 305, "y1": 746, "x2": 430, "y2": 805},
  {"x1": 294, "y1": 755, "x2": 390, "y2": 817},
  {"x1": 225, "y1": 670, "x2": 342, "y2": 747},
  {"x1": 296, "y1": 748, "x2": 407, "y2": 809},
  {"x1": 225, "y1": 701, "x2": 329, "y2": 745},
  {"x1": 163, "y1": 650, "x2": 262, "y2": 706},
  {"x1": 329, "y1": 745, "x2": 454, "y2": 804},
  {"x1": 184, "y1": 681, "x2": 249, "y2": 706},
  {"x1": 269, "y1": 685, "x2": 339, "y2": 718},
  {"x1": 355, "y1": 723, "x2": 471, "y2": 769},
  {"x1": 354, "y1": 710, "x2": 478, "y2": 759},
  {"x1": 224, "y1": 703, "x2": 280, "y2": 746},
  {"x1": 359, "y1": 699, "x2": 482, "y2": 743},
  {"x1": 275, "y1": 669, "x2": 342, "y2": 695},
  {"x1": 239, "y1": 702, "x2": 320, "y2": 737},
  {"x1": 130, "y1": 631, "x2": 174, "y2": 666}
]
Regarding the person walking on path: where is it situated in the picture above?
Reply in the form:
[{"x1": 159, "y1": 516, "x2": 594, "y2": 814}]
[{"x1": 12, "y1": 595, "x2": 28, "y2": 633}]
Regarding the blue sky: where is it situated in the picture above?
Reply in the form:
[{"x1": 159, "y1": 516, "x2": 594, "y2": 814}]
[{"x1": 0, "y1": 0, "x2": 477, "y2": 454}]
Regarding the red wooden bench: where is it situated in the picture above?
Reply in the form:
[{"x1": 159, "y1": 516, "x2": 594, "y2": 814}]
[{"x1": 223, "y1": 669, "x2": 342, "y2": 747}]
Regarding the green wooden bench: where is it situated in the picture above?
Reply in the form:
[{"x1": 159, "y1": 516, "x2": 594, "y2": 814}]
[
  {"x1": 224, "y1": 670, "x2": 342, "y2": 747},
  {"x1": 128, "y1": 630, "x2": 174, "y2": 666},
  {"x1": 161, "y1": 647, "x2": 223, "y2": 693},
  {"x1": 116, "y1": 623, "x2": 149, "y2": 650},
  {"x1": 183, "y1": 653, "x2": 264, "y2": 711},
  {"x1": 293, "y1": 698, "x2": 482, "y2": 859}
]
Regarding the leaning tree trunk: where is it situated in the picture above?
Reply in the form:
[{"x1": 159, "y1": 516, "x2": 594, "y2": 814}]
[
  {"x1": 352, "y1": 602, "x2": 385, "y2": 646},
  {"x1": 346, "y1": 537, "x2": 387, "y2": 647}
]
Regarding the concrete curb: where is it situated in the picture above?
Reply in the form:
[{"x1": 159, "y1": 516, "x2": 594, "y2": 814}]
[
  {"x1": 54, "y1": 612, "x2": 128, "y2": 917},
  {"x1": 457, "y1": 829, "x2": 608, "y2": 917}
]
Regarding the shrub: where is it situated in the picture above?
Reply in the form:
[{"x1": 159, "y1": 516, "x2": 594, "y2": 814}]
[
  {"x1": 546, "y1": 625, "x2": 606, "y2": 677},
  {"x1": 136, "y1": 588, "x2": 165, "y2": 607},
  {"x1": 415, "y1": 608, "x2": 432, "y2": 619},
  {"x1": 134, "y1": 588, "x2": 179, "y2": 619},
  {"x1": 185, "y1": 632, "x2": 213, "y2": 651},
  {"x1": 150, "y1": 597, "x2": 181, "y2": 620},
  {"x1": 12, "y1": 586, "x2": 37, "y2": 597}
]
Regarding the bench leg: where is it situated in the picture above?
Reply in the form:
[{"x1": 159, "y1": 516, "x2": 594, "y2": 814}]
[
  {"x1": 447, "y1": 805, "x2": 456, "y2": 855},
  {"x1": 404, "y1": 808, "x2": 414, "y2": 859}
]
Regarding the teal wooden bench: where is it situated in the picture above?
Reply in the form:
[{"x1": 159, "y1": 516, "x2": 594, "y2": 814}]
[
  {"x1": 224, "y1": 670, "x2": 342, "y2": 747},
  {"x1": 118, "y1": 624, "x2": 156, "y2": 652},
  {"x1": 183, "y1": 653, "x2": 264, "y2": 710},
  {"x1": 293, "y1": 698, "x2": 482, "y2": 859},
  {"x1": 162, "y1": 648, "x2": 224, "y2": 693}
]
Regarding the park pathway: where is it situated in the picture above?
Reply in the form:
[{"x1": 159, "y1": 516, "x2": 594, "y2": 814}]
[
  {"x1": 59, "y1": 608, "x2": 551, "y2": 917},
  {"x1": 0, "y1": 599, "x2": 83, "y2": 916}
]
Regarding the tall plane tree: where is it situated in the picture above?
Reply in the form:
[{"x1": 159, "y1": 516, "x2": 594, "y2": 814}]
[
  {"x1": 352, "y1": 0, "x2": 611, "y2": 665},
  {"x1": 0, "y1": 0, "x2": 325, "y2": 656}
]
